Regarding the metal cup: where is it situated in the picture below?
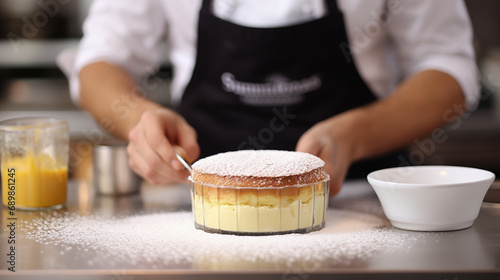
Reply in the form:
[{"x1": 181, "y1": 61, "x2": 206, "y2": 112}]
[{"x1": 93, "y1": 139, "x2": 140, "y2": 195}]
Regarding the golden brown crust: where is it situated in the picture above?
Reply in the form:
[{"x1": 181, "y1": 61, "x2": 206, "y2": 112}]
[
  {"x1": 191, "y1": 167, "x2": 328, "y2": 188},
  {"x1": 190, "y1": 150, "x2": 329, "y2": 206},
  {"x1": 191, "y1": 166, "x2": 328, "y2": 206}
]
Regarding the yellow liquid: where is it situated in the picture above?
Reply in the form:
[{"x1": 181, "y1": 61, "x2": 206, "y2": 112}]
[{"x1": 2, "y1": 154, "x2": 67, "y2": 209}]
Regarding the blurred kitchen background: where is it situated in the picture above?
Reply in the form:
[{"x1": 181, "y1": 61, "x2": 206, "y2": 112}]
[
  {"x1": 0, "y1": 0, "x2": 499, "y2": 180},
  {"x1": 0, "y1": 0, "x2": 172, "y2": 179}
]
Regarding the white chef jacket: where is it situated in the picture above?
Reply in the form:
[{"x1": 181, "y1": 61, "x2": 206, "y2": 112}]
[{"x1": 68, "y1": 0, "x2": 479, "y2": 109}]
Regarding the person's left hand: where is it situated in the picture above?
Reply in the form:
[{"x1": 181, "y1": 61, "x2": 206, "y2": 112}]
[{"x1": 296, "y1": 116, "x2": 354, "y2": 197}]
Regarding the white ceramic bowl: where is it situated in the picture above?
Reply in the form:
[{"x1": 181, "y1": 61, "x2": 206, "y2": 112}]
[{"x1": 367, "y1": 166, "x2": 495, "y2": 231}]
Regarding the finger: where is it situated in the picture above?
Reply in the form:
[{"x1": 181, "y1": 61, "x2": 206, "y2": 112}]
[
  {"x1": 130, "y1": 125, "x2": 185, "y2": 184},
  {"x1": 147, "y1": 111, "x2": 196, "y2": 170},
  {"x1": 317, "y1": 141, "x2": 346, "y2": 198},
  {"x1": 128, "y1": 147, "x2": 160, "y2": 185},
  {"x1": 329, "y1": 180, "x2": 343, "y2": 198},
  {"x1": 127, "y1": 143, "x2": 164, "y2": 185},
  {"x1": 139, "y1": 111, "x2": 181, "y2": 171},
  {"x1": 128, "y1": 142, "x2": 189, "y2": 184},
  {"x1": 297, "y1": 127, "x2": 342, "y2": 196},
  {"x1": 145, "y1": 123, "x2": 182, "y2": 171},
  {"x1": 175, "y1": 118, "x2": 200, "y2": 164},
  {"x1": 296, "y1": 129, "x2": 324, "y2": 156},
  {"x1": 128, "y1": 151, "x2": 141, "y2": 175},
  {"x1": 317, "y1": 140, "x2": 335, "y2": 174}
]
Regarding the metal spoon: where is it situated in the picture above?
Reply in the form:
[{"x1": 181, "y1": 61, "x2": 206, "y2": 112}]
[{"x1": 173, "y1": 146, "x2": 192, "y2": 174}]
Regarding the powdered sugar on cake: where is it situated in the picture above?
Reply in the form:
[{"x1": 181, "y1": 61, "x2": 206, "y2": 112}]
[{"x1": 192, "y1": 150, "x2": 325, "y2": 178}]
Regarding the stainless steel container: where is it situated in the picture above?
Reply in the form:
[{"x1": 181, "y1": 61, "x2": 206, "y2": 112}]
[{"x1": 93, "y1": 139, "x2": 140, "y2": 195}]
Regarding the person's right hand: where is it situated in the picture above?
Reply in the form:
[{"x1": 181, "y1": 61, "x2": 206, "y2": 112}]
[{"x1": 127, "y1": 108, "x2": 200, "y2": 185}]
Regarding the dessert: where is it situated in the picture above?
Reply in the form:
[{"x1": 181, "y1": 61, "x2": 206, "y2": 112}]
[{"x1": 189, "y1": 150, "x2": 330, "y2": 235}]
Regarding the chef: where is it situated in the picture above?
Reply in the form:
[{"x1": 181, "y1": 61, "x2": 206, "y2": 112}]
[{"x1": 65, "y1": 0, "x2": 478, "y2": 196}]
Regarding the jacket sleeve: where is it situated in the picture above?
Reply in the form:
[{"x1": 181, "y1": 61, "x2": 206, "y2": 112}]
[
  {"x1": 387, "y1": 0, "x2": 479, "y2": 110},
  {"x1": 68, "y1": 0, "x2": 167, "y2": 104}
]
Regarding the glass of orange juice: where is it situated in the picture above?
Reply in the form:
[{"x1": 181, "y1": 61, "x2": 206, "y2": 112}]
[{"x1": 0, "y1": 117, "x2": 69, "y2": 210}]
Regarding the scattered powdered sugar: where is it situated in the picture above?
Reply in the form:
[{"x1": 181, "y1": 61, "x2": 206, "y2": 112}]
[
  {"x1": 18, "y1": 208, "x2": 416, "y2": 270},
  {"x1": 192, "y1": 150, "x2": 325, "y2": 178}
]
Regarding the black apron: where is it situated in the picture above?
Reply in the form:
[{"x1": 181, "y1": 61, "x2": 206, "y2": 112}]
[{"x1": 178, "y1": 0, "x2": 407, "y2": 178}]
